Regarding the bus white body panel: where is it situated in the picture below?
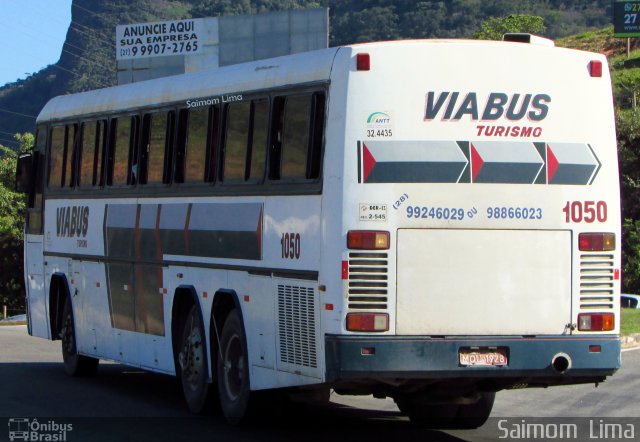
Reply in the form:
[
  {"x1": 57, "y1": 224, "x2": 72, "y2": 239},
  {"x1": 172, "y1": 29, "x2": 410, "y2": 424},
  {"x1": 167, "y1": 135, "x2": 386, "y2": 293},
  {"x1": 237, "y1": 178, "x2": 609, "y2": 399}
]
[{"x1": 397, "y1": 229, "x2": 572, "y2": 335}]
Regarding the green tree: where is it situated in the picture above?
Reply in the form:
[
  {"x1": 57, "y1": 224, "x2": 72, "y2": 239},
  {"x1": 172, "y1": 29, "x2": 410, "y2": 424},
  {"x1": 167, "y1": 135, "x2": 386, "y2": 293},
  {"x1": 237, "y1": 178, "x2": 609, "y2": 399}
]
[
  {"x1": 616, "y1": 108, "x2": 640, "y2": 293},
  {"x1": 475, "y1": 14, "x2": 546, "y2": 40},
  {"x1": 0, "y1": 133, "x2": 32, "y2": 316}
]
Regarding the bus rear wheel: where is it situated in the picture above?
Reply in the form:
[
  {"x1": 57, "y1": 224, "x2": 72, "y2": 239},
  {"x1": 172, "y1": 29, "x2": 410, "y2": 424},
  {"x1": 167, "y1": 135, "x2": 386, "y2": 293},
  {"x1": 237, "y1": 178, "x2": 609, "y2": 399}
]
[
  {"x1": 454, "y1": 392, "x2": 495, "y2": 429},
  {"x1": 61, "y1": 298, "x2": 98, "y2": 377},
  {"x1": 395, "y1": 392, "x2": 495, "y2": 429},
  {"x1": 394, "y1": 396, "x2": 458, "y2": 428},
  {"x1": 178, "y1": 305, "x2": 211, "y2": 413},
  {"x1": 217, "y1": 310, "x2": 253, "y2": 425}
]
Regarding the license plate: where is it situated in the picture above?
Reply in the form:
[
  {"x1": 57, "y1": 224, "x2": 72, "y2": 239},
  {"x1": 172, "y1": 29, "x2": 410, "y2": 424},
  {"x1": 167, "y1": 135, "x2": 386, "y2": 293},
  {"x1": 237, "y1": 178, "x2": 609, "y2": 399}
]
[{"x1": 459, "y1": 348, "x2": 508, "y2": 366}]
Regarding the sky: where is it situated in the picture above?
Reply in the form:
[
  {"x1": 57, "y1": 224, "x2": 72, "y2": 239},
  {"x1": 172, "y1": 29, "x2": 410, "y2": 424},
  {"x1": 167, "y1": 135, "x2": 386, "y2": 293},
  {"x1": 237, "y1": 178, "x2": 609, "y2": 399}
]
[{"x1": 0, "y1": 0, "x2": 72, "y2": 87}]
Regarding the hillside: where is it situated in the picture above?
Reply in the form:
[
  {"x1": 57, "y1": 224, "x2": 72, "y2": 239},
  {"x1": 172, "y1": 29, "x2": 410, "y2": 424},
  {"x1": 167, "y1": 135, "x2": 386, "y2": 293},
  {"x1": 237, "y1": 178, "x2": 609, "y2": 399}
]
[{"x1": 0, "y1": 0, "x2": 614, "y2": 149}]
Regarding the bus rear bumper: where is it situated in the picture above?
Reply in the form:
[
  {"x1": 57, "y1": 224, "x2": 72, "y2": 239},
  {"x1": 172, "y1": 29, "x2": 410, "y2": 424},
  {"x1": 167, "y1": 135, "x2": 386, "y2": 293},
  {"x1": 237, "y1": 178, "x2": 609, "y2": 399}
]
[{"x1": 325, "y1": 335, "x2": 621, "y2": 383}]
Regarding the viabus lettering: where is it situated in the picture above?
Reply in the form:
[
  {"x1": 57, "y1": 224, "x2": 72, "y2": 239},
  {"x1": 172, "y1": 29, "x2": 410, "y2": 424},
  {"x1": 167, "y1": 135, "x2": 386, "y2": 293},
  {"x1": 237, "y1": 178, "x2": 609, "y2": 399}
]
[
  {"x1": 56, "y1": 206, "x2": 89, "y2": 238},
  {"x1": 424, "y1": 91, "x2": 551, "y2": 122}
]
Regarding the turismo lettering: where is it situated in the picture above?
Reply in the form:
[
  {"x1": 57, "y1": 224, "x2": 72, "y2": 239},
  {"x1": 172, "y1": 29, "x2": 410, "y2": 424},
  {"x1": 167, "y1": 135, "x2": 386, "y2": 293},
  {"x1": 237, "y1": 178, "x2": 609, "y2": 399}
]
[{"x1": 56, "y1": 206, "x2": 89, "y2": 238}]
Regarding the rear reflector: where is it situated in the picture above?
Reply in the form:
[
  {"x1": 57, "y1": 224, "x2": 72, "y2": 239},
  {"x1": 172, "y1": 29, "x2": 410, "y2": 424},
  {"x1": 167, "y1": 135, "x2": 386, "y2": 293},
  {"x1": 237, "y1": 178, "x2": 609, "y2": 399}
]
[
  {"x1": 590, "y1": 60, "x2": 602, "y2": 77},
  {"x1": 356, "y1": 53, "x2": 370, "y2": 71},
  {"x1": 589, "y1": 345, "x2": 601, "y2": 353},
  {"x1": 346, "y1": 312, "x2": 389, "y2": 332},
  {"x1": 578, "y1": 313, "x2": 614, "y2": 331},
  {"x1": 578, "y1": 233, "x2": 615, "y2": 251},
  {"x1": 347, "y1": 230, "x2": 390, "y2": 250}
]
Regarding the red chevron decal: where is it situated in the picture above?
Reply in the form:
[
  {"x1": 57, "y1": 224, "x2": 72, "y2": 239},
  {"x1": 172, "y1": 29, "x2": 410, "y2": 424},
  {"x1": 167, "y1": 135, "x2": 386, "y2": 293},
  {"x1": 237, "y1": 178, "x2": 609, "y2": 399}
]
[
  {"x1": 362, "y1": 143, "x2": 377, "y2": 182},
  {"x1": 471, "y1": 143, "x2": 484, "y2": 182},
  {"x1": 546, "y1": 144, "x2": 559, "y2": 183}
]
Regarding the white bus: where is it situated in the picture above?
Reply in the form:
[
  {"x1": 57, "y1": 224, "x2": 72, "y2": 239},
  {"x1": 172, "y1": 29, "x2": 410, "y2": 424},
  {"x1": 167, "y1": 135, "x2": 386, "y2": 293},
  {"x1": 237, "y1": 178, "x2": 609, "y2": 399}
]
[{"x1": 16, "y1": 36, "x2": 621, "y2": 427}]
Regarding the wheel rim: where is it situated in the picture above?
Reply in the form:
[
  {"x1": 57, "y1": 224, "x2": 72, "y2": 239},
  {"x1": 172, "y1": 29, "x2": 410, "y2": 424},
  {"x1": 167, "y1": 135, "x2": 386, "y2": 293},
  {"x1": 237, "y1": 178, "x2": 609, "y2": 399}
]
[
  {"x1": 181, "y1": 316, "x2": 205, "y2": 391},
  {"x1": 61, "y1": 310, "x2": 75, "y2": 356},
  {"x1": 222, "y1": 333, "x2": 244, "y2": 401}
]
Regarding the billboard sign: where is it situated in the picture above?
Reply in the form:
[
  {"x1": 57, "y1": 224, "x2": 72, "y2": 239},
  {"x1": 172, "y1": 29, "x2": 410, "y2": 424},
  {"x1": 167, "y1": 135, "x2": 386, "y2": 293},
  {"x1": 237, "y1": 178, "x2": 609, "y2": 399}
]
[
  {"x1": 614, "y1": 1, "x2": 640, "y2": 37},
  {"x1": 116, "y1": 18, "x2": 205, "y2": 60}
]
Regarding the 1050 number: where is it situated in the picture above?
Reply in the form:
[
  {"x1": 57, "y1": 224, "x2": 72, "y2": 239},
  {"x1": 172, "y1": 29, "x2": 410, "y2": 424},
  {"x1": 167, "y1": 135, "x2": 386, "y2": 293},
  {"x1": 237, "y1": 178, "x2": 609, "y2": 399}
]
[
  {"x1": 562, "y1": 201, "x2": 607, "y2": 223},
  {"x1": 281, "y1": 232, "x2": 301, "y2": 259}
]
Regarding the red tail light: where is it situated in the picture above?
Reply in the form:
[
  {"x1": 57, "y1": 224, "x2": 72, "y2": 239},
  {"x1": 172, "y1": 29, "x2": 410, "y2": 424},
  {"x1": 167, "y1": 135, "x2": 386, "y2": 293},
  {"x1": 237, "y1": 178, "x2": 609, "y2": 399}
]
[
  {"x1": 347, "y1": 230, "x2": 389, "y2": 250},
  {"x1": 356, "y1": 53, "x2": 370, "y2": 71},
  {"x1": 590, "y1": 60, "x2": 602, "y2": 77},
  {"x1": 346, "y1": 312, "x2": 389, "y2": 332},
  {"x1": 578, "y1": 313, "x2": 614, "y2": 331},
  {"x1": 578, "y1": 233, "x2": 615, "y2": 251}
]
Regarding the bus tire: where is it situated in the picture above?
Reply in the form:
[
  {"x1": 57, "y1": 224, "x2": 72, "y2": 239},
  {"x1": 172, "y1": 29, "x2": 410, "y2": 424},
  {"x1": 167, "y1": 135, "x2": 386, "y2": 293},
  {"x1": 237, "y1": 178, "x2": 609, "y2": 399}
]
[
  {"x1": 217, "y1": 309, "x2": 252, "y2": 425},
  {"x1": 61, "y1": 298, "x2": 98, "y2": 377},
  {"x1": 178, "y1": 304, "x2": 211, "y2": 413},
  {"x1": 453, "y1": 392, "x2": 495, "y2": 429}
]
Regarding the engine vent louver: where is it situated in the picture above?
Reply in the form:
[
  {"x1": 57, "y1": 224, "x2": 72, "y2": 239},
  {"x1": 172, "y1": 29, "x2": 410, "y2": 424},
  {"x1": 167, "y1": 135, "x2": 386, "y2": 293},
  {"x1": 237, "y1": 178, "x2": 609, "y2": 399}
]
[
  {"x1": 277, "y1": 284, "x2": 317, "y2": 369},
  {"x1": 579, "y1": 253, "x2": 615, "y2": 310},
  {"x1": 348, "y1": 252, "x2": 389, "y2": 310}
]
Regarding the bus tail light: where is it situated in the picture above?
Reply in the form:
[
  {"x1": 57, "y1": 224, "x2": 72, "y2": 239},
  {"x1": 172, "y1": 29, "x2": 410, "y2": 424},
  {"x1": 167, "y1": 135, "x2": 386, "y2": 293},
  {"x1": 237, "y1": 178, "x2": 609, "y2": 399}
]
[
  {"x1": 347, "y1": 230, "x2": 390, "y2": 250},
  {"x1": 578, "y1": 313, "x2": 614, "y2": 331},
  {"x1": 590, "y1": 60, "x2": 602, "y2": 77},
  {"x1": 346, "y1": 312, "x2": 389, "y2": 332},
  {"x1": 578, "y1": 233, "x2": 615, "y2": 251},
  {"x1": 356, "y1": 53, "x2": 370, "y2": 71},
  {"x1": 347, "y1": 230, "x2": 389, "y2": 250}
]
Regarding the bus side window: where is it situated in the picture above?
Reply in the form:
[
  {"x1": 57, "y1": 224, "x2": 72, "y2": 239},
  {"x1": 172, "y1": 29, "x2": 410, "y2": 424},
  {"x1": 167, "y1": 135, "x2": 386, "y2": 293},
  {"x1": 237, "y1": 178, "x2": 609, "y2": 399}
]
[
  {"x1": 308, "y1": 92, "x2": 325, "y2": 180},
  {"x1": 65, "y1": 124, "x2": 79, "y2": 188},
  {"x1": 222, "y1": 100, "x2": 267, "y2": 184},
  {"x1": 281, "y1": 95, "x2": 311, "y2": 180},
  {"x1": 223, "y1": 101, "x2": 251, "y2": 182},
  {"x1": 48, "y1": 126, "x2": 66, "y2": 188},
  {"x1": 140, "y1": 111, "x2": 171, "y2": 185},
  {"x1": 48, "y1": 124, "x2": 77, "y2": 189},
  {"x1": 79, "y1": 121, "x2": 99, "y2": 188},
  {"x1": 108, "y1": 116, "x2": 137, "y2": 186},
  {"x1": 179, "y1": 106, "x2": 215, "y2": 184},
  {"x1": 249, "y1": 99, "x2": 268, "y2": 183},
  {"x1": 269, "y1": 92, "x2": 325, "y2": 182},
  {"x1": 27, "y1": 125, "x2": 47, "y2": 234},
  {"x1": 96, "y1": 121, "x2": 107, "y2": 187}
]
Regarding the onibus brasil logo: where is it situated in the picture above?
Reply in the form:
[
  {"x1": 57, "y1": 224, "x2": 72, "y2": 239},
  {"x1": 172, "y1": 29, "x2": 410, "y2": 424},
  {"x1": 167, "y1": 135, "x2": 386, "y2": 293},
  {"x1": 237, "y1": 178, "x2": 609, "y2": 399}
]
[{"x1": 8, "y1": 418, "x2": 73, "y2": 441}]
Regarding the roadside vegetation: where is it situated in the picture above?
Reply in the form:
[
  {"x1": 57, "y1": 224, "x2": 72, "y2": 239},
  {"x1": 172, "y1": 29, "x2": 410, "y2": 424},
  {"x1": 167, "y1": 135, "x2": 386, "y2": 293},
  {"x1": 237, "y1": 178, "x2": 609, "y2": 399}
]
[{"x1": 621, "y1": 309, "x2": 640, "y2": 336}]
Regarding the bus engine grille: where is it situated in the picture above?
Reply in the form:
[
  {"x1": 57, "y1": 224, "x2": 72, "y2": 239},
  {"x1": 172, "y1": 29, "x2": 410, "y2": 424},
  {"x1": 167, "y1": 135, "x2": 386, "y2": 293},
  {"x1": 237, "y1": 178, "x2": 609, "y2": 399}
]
[
  {"x1": 348, "y1": 252, "x2": 389, "y2": 310},
  {"x1": 277, "y1": 284, "x2": 317, "y2": 369},
  {"x1": 579, "y1": 253, "x2": 615, "y2": 310}
]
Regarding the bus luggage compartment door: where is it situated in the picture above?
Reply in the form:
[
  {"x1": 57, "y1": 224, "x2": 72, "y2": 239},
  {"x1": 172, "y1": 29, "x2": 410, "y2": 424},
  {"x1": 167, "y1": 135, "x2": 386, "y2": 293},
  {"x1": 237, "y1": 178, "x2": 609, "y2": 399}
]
[{"x1": 396, "y1": 229, "x2": 571, "y2": 336}]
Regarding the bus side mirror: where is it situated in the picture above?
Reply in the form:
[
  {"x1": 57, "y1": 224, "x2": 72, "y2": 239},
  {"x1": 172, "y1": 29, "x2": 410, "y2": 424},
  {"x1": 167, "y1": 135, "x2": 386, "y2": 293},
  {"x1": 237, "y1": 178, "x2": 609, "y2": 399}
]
[{"x1": 15, "y1": 153, "x2": 33, "y2": 194}]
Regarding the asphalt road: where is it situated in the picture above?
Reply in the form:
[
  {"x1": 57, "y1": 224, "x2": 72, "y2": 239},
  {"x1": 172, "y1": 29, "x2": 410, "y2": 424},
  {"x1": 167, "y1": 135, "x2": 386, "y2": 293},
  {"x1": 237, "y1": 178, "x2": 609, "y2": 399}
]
[{"x1": 0, "y1": 325, "x2": 638, "y2": 442}]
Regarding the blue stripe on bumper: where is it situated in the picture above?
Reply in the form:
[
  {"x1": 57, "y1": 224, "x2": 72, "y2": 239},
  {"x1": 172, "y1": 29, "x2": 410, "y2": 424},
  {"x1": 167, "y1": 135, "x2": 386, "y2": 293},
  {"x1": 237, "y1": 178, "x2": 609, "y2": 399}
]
[{"x1": 325, "y1": 335, "x2": 620, "y2": 381}]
